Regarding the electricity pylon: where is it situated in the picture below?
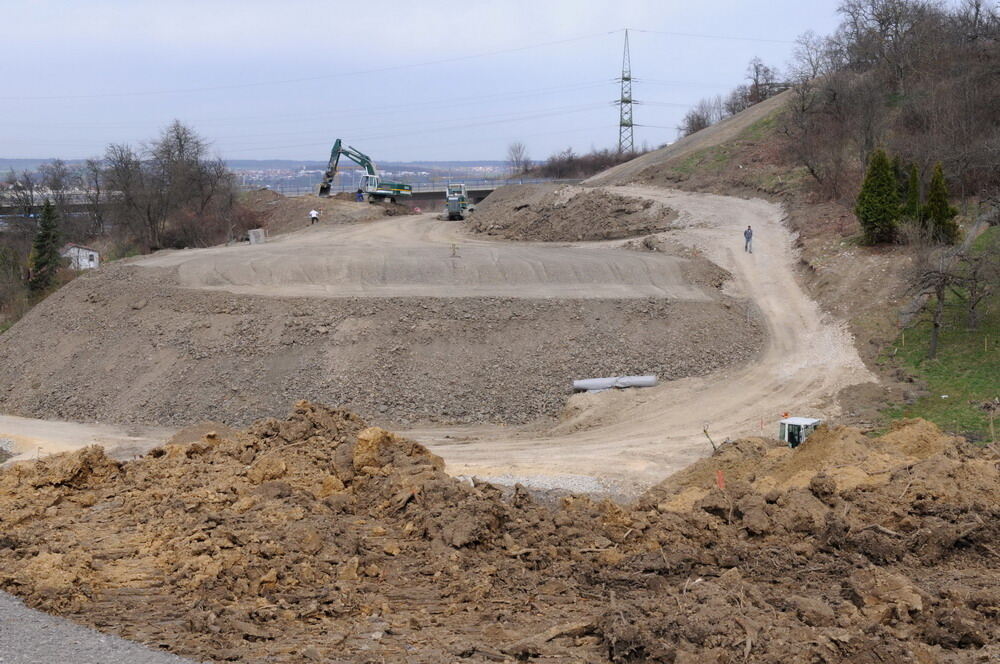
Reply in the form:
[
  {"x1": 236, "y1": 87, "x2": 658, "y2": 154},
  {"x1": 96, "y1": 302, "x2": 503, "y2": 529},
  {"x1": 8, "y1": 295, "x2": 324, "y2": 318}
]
[{"x1": 617, "y1": 29, "x2": 634, "y2": 154}]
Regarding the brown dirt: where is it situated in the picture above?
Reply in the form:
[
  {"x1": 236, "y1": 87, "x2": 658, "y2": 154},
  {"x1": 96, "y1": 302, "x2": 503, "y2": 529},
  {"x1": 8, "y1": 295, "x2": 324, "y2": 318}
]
[
  {"x1": 239, "y1": 189, "x2": 399, "y2": 236},
  {"x1": 469, "y1": 184, "x2": 676, "y2": 241},
  {"x1": 0, "y1": 404, "x2": 996, "y2": 663}
]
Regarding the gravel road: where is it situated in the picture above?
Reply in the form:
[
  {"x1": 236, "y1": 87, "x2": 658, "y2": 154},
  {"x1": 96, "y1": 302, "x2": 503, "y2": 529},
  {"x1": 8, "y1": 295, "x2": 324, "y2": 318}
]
[
  {"x1": 132, "y1": 213, "x2": 707, "y2": 300},
  {"x1": 0, "y1": 591, "x2": 200, "y2": 663}
]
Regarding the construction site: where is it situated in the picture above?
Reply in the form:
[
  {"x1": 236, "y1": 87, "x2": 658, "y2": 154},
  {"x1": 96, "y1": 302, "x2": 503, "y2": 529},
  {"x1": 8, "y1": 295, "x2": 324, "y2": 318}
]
[{"x1": 1, "y1": 4, "x2": 999, "y2": 664}]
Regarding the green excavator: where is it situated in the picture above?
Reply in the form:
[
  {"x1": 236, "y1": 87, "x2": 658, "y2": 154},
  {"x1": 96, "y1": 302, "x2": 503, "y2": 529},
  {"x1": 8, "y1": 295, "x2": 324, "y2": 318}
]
[{"x1": 315, "y1": 139, "x2": 412, "y2": 202}]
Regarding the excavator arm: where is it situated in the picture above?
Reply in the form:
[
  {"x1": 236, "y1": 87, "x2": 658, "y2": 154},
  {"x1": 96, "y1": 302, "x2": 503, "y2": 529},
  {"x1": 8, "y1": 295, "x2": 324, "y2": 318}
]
[{"x1": 316, "y1": 139, "x2": 378, "y2": 196}]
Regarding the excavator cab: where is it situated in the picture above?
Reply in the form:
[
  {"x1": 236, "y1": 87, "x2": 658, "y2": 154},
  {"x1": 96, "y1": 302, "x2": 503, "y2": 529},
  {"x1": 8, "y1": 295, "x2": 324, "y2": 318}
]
[{"x1": 358, "y1": 174, "x2": 380, "y2": 195}]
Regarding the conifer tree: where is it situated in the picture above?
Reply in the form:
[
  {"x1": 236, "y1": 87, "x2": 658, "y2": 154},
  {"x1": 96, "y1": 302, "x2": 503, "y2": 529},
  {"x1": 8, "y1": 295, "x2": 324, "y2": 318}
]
[
  {"x1": 891, "y1": 154, "x2": 907, "y2": 199},
  {"x1": 901, "y1": 163, "x2": 922, "y2": 222},
  {"x1": 855, "y1": 149, "x2": 899, "y2": 244},
  {"x1": 924, "y1": 162, "x2": 958, "y2": 244},
  {"x1": 28, "y1": 200, "x2": 62, "y2": 292}
]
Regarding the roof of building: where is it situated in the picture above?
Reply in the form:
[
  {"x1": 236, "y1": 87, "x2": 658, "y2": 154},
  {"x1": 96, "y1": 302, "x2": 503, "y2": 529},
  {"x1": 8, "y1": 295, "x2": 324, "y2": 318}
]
[
  {"x1": 60, "y1": 243, "x2": 100, "y2": 254},
  {"x1": 779, "y1": 417, "x2": 822, "y2": 426}
]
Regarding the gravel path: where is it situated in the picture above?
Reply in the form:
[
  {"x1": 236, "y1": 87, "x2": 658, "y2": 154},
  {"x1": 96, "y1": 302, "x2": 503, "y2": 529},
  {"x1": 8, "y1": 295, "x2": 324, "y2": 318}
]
[{"x1": 0, "y1": 591, "x2": 200, "y2": 663}]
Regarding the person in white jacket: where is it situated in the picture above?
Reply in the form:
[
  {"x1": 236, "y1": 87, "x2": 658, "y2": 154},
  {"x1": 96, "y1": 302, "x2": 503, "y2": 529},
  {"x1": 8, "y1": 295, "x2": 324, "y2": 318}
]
[{"x1": 309, "y1": 209, "x2": 319, "y2": 225}]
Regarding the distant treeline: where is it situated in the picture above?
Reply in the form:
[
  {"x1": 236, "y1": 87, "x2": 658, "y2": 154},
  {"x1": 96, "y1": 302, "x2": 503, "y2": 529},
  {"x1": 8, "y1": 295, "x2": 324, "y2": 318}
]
[
  {"x1": 1, "y1": 121, "x2": 259, "y2": 328},
  {"x1": 523, "y1": 146, "x2": 651, "y2": 180}
]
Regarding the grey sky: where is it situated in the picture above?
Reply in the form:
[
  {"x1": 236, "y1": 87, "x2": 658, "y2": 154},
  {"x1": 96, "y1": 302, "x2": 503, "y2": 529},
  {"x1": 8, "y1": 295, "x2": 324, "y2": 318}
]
[{"x1": 1, "y1": 1, "x2": 843, "y2": 162}]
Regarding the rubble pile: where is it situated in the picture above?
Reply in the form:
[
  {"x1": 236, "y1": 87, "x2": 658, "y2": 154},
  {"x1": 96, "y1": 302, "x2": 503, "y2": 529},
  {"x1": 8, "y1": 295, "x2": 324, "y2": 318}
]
[
  {"x1": 0, "y1": 404, "x2": 997, "y2": 663},
  {"x1": 470, "y1": 184, "x2": 676, "y2": 241}
]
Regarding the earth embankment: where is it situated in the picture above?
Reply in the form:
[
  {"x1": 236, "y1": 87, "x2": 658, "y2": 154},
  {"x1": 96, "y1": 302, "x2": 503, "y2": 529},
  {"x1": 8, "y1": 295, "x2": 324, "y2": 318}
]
[
  {"x1": 469, "y1": 183, "x2": 676, "y2": 241},
  {"x1": 0, "y1": 226, "x2": 761, "y2": 427}
]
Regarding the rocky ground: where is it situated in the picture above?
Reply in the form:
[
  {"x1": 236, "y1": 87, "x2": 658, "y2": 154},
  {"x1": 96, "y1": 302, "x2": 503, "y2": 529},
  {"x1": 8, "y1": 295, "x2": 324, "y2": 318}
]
[
  {"x1": 0, "y1": 263, "x2": 762, "y2": 428},
  {"x1": 469, "y1": 184, "x2": 677, "y2": 241},
  {"x1": 0, "y1": 402, "x2": 996, "y2": 663}
]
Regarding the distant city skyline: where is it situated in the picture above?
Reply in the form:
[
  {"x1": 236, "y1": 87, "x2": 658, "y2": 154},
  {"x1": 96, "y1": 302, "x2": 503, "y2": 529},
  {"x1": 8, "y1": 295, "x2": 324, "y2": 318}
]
[{"x1": 1, "y1": 1, "x2": 842, "y2": 162}]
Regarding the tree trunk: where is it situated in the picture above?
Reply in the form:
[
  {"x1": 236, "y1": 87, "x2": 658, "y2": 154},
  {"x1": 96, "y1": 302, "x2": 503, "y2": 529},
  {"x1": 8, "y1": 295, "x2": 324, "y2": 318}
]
[{"x1": 928, "y1": 284, "x2": 945, "y2": 359}]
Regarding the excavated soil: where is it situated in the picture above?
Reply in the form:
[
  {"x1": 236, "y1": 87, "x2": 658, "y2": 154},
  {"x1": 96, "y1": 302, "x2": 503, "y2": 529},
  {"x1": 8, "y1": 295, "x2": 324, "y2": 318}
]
[
  {"x1": 240, "y1": 189, "x2": 401, "y2": 236},
  {"x1": 0, "y1": 263, "x2": 762, "y2": 427},
  {"x1": 470, "y1": 184, "x2": 677, "y2": 241},
  {"x1": 0, "y1": 403, "x2": 996, "y2": 663}
]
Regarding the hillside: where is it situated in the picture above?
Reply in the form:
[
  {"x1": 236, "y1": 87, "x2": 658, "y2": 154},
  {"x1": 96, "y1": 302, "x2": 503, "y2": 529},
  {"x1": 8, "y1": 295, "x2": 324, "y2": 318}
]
[{"x1": 596, "y1": 83, "x2": 996, "y2": 439}]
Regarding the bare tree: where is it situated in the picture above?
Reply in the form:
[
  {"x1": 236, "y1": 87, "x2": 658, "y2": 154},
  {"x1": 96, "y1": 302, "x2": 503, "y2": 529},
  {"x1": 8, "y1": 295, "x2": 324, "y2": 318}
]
[
  {"x1": 81, "y1": 158, "x2": 106, "y2": 235},
  {"x1": 723, "y1": 85, "x2": 752, "y2": 116},
  {"x1": 104, "y1": 142, "x2": 168, "y2": 248},
  {"x1": 679, "y1": 97, "x2": 724, "y2": 137},
  {"x1": 954, "y1": 231, "x2": 999, "y2": 329},
  {"x1": 39, "y1": 159, "x2": 72, "y2": 209},
  {"x1": 4, "y1": 169, "x2": 38, "y2": 217},
  {"x1": 103, "y1": 120, "x2": 239, "y2": 249},
  {"x1": 746, "y1": 57, "x2": 779, "y2": 104},
  {"x1": 507, "y1": 141, "x2": 528, "y2": 174},
  {"x1": 905, "y1": 224, "x2": 963, "y2": 358}
]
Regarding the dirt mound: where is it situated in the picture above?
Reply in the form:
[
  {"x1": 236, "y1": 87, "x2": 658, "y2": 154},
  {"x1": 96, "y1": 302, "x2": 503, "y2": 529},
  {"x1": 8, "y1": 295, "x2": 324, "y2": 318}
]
[
  {"x1": 0, "y1": 408, "x2": 996, "y2": 663},
  {"x1": 469, "y1": 184, "x2": 676, "y2": 241},
  {"x1": 0, "y1": 264, "x2": 761, "y2": 427},
  {"x1": 239, "y1": 189, "x2": 389, "y2": 236}
]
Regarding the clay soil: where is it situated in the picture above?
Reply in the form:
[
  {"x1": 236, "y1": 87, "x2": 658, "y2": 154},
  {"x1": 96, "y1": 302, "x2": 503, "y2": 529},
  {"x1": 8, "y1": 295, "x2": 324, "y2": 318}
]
[
  {"x1": 470, "y1": 184, "x2": 677, "y2": 241},
  {"x1": 0, "y1": 402, "x2": 996, "y2": 663}
]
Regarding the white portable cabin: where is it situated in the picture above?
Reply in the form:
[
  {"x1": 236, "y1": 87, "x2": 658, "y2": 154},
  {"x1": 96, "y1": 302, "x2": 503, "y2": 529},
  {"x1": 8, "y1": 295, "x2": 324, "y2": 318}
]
[
  {"x1": 59, "y1": 243, "x2": 100, "y2": 270},
  {"x1": 779, "y1": 417, "x2": 822, "y2": 448}
]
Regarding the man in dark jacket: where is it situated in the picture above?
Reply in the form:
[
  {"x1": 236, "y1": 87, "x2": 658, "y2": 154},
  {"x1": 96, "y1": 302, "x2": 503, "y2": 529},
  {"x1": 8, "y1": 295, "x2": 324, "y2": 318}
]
[{"x1": 744, "y1": 225, "x2": 753, "y2": 253}]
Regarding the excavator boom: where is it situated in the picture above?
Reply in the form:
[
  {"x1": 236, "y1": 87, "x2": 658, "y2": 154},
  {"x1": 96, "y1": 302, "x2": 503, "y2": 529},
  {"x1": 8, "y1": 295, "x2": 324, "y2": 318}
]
[{"x1": 316, "y1": 139, "x2": 406, "y2": 199}]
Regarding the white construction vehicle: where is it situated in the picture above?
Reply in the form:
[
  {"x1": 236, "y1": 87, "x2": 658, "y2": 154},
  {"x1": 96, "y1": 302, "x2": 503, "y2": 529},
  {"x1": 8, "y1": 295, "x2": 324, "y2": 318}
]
[
  {"x1": 445, "y1": 183, "x2": 473, "y2": 220},
  {"x1": 778, "y1": 417, "x2": 822, "y2": 448}
]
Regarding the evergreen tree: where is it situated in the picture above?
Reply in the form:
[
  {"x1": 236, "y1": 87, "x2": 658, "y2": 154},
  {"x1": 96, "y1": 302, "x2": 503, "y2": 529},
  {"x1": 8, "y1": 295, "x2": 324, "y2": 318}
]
[
  {"x1": 901, "y1": 163, "x2": 922, "y2": 222},
  {"x1": 923, "y1": 162, "x2": 958, "y2": 244},
  {"x1": 28, "y1": 200, "x2": 62, "y2": 292},
  {"x1": 890, "y1": 154, "x2": 907, "y2": 199},
  {"x1": 855, "y1": 149, "x2": 899, "y2": 244}
]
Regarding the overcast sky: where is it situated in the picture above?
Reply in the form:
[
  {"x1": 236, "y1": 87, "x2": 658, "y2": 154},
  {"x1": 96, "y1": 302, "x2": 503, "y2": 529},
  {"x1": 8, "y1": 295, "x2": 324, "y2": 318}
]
[{"x1": 1, "y1": 1, "x2": 843, "y2": 163}]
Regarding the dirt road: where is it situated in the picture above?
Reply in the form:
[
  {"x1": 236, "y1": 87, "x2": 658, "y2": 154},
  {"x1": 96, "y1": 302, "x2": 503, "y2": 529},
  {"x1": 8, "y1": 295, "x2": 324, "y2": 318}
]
[
  {"x1": 2, "y1": 187, "x2": 873, "y2": 495},
  {"x1": 403, "y1": 186, "x2": 875, "y2": 495},
  {"x1": 0, "y1": 414, "x2": 171, "y2": 465}
]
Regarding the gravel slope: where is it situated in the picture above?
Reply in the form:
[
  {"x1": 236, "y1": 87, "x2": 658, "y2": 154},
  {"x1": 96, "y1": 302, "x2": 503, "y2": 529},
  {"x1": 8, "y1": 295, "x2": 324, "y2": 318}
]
[
  {"x1": 0, "y1": 215, "x2": 762, "y2": 428},
  {"x1": 0, "y1": 591, "x2": 200, "y2": 664}
]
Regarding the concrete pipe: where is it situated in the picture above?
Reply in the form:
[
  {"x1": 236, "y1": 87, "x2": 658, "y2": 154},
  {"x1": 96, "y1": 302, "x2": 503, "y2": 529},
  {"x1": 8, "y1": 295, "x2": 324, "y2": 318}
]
[{"x1": 572, "y1": 375, "x2": 658, "y2": 393}]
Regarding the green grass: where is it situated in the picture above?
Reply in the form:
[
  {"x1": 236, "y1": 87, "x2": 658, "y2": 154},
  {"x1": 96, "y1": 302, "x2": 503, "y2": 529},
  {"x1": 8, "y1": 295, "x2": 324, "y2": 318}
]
[
  {"x1": 881, "y1": 228, "x2": 1000, "y2": 442},
  {"x1": 671, "y1": 144, "x2": 732, "y2": 177},
  {"x1": 0, "y1": 320, "x2": 11, "y2": 335},
  {"x1": 739, "y1": 111, "x2": 779, "y2": 141}
]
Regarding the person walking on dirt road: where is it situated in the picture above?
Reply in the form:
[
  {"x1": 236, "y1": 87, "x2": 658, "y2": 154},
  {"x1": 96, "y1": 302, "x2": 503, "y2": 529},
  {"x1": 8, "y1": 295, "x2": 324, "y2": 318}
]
[
  {"x1": 309, "y1": 209, "x2": 319, "y2": 225},
  {"x1": 744, "y1": 225, "x2": 753, "y2": 253}
]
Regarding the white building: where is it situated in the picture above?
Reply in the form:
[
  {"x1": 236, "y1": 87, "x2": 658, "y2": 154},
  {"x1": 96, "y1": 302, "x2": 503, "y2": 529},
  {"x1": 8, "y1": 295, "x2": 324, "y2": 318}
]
[{"x1": 60, "y1": 243, "x2": 100, "y2": 270}]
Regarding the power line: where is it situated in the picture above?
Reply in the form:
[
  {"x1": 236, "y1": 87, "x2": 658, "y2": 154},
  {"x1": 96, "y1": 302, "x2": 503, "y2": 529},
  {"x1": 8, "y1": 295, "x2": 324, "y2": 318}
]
[
  {"x1": 2, "y1": 80, "x2": 615, "y2": 131},
  {"x1": 0, "y1": 31, "x2": 622, "y2": 102},
  {"x1": 220, "y1": 103, "x2": 609, "y2": 154},
  {"x1": 630, "y1": 28, "x2": 795, "y2": 44}
]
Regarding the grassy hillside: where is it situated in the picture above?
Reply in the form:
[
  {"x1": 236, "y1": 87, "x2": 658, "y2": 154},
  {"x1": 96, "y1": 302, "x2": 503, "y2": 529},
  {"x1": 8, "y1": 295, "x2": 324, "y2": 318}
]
[{"x1": 881, "y1": 228, "x2": 999, "y2": 442}]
